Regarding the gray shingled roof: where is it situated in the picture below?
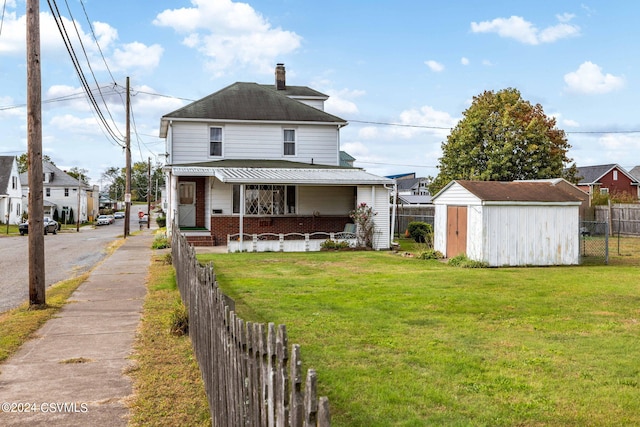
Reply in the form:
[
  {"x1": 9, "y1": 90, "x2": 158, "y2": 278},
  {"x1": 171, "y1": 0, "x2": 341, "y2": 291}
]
[
  {"x1": 160, "y1": 82, "x2": 346, "y2": 137},
  {"x1": 437, "y1": 180, "x2": 583, "y2": 203},
  {"x1": 0, "y1": 156, "x2": 15, "y2": 195},
  {"x1": 575, "y1": 164, "x2": 617, "y2": 184},
  {"x1": 20, "y1": 161, "x2": 91, "y2": 188},
  {"x1": 629, "y1": 166, "x2": 640, "y2": 181}
]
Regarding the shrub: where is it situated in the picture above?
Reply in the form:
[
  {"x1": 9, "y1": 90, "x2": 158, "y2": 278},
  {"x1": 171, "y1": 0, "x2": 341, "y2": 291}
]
[
  {"x1": 321, "y1": 239, "x2": 351, "y2": 250},
  {"x1": 350, "y1": 202, "x2": 376, "y2": 248},
  {"x1": 169, "y1": 301, "x2": 189, "y2": 336},
  {"x1": 407, "y1": 221, "x2": 433, "y2": 245},
  {"x1": 417, "y1": 249, "x2": 444, "y2": 260},
  {"x1": 447, "y1": 253, "x2": 489, "y2": 268},
  {"x1": 152, "y1": 235, "x2": 170, "y2": 249}
]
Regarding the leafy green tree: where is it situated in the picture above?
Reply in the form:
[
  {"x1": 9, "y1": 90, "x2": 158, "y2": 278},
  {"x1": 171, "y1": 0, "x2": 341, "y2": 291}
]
[
  {"x1": 16, "y1": 153, "x2": 55, "y2": 173},
  {"x1": 66, "y1": 167, "x2": 90, "y2": 185},
  {"x1": 102, "y1": 162, "x2": 165, "y2": 202},
  {"x1": 430, "y1": 88, "x2": 578, "y2": 194}
]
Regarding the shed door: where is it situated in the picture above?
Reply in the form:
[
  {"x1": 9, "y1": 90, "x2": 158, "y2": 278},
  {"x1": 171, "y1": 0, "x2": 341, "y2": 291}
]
[
  {"x1": 446, "y1": 206, "x2": 467, "y2": 258},
  {"x1": 178, "y1": 182, "x2": 196, "y2": 228}
]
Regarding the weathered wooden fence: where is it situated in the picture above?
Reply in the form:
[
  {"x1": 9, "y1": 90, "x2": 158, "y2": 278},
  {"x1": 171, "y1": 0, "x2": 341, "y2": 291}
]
[
  {"x1": 172, "y1": 228, "x2": 331, "y2": 426},
  {"x1": 595, "y1": 204, "x2": 640, "y2": 236}
]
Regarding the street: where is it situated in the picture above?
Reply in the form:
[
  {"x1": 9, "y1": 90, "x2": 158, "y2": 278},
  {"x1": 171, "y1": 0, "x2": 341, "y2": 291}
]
[{"x1": 0, "y1": 213, "x2": 148, "y2": 313}]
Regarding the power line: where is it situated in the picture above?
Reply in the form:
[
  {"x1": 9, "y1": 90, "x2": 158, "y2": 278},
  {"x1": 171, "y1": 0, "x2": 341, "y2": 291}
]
[{"x1": 46, "y1": 0, "x2": 124, "y2": 146}]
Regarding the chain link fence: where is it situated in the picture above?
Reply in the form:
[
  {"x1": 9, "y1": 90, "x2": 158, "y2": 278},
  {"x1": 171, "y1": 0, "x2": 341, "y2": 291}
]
[{"x1": 580, "y1": 220, "x2": 609, "y2": 265}]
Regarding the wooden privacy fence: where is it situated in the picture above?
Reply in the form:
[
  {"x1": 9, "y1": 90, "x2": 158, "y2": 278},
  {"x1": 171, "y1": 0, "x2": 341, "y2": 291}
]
[
  {"x1": 172, "y1": 228, "x2": 331, "y2": 426},
  {"x1": 595, "y1": 204, "x2": 640, "y2": 236}
]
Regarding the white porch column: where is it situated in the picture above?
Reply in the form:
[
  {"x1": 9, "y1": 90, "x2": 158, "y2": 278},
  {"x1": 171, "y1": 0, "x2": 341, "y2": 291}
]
[
  {"x1": 168, "y1": 172, "x2": 178, "y2": 235},
  {"x1": 239, "y1": 184, "x2": 245, "y2": 247}
]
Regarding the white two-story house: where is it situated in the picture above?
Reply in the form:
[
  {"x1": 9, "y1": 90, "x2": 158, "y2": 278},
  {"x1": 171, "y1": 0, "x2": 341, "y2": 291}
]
[
  {"x1": 0, "y1": 156, "x2": 23, "y2": 224},
  {"x1": 160, "y1": 64, "x2": 394, "y2": 250},
  {"x1": 21, "y1": 161, "x2": 91, "y2": 223}
]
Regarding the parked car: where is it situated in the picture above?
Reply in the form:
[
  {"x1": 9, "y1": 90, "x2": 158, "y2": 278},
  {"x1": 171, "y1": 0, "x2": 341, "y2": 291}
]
[
  {"x1": 96, "y1": 215, "x2": 111, "y2": 226},
  {"x1": 106, "y1": 214, "x2": 115, "y2": 224},
  {"x1": 114, "y1": 211, "x2": 125, "y2": 219},
  {"x1": 18, "y1": 217, "x2": 59, "y2": 235}
]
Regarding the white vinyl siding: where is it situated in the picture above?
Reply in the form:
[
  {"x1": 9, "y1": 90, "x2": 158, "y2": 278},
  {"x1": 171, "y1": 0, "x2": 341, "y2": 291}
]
[
  {"x1": 356, "y1": 185, "x2": 390, "y2": 250},
  {"x1": 170, "y1": 122, "x2": 339, "y2": 166}
]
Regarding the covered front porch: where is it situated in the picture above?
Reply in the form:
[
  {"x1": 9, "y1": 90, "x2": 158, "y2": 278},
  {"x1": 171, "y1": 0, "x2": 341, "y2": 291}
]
[{"x1": 165, "y1": 161, "x2": 394, "y2": 251}]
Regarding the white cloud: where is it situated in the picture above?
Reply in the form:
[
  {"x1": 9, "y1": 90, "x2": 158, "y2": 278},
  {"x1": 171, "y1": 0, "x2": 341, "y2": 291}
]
[
  {"x1": 324, "y1": 88, "x2": 365, "y2": 115},
  {"x1": 562, "y1": 119, "x2": 580, "y2": 127},
  {"x1": 598, "y1": 134, "x2": 640, "y2": 160},
  {"x1": 153, "y1": 0, "x2": 302, "y2": 76},
  {"x1": 482, "y1": 59, "x2": 494, "y2": 66},
  {"x1": 395, "y1": 106, "x2": 457, "y2": 139},
  {"x1": 461, "y1": 57, "x2": 469, "y2": 66},
  {"x1": 425, "y1": 60, "x2": 444, "y2": 72},
  {"x1": 564, "y1": 61, "x2": 625, "y2": 94},
  {"x1": 112, "y1": 42, "x2": 164, "y2": 73},
  {"x1": 470, "y1": 15, "x2": 580, "y2": 45}
]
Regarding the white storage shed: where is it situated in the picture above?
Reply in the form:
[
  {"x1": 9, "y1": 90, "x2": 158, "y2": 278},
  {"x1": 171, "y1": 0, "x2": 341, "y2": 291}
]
[{"x1": 432, "y1": 180, "x2": 582, "y2": 267}]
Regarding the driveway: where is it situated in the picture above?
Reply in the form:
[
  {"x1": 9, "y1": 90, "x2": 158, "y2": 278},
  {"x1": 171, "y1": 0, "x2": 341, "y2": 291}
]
[{"x1": 0, "y1": 214, "x2": 148, "y2": 313}]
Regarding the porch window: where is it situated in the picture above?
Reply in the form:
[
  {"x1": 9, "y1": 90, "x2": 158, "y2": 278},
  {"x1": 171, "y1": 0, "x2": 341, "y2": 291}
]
[
  {"x1": 210, "y1": 127, "x2": 223, "y2": 157},
  {"x1": 284, "y1": 129, "x2": 295, "y2": 156},
  {"x1": 233, "y1": 184, "x2": 296, "y2": 215}
]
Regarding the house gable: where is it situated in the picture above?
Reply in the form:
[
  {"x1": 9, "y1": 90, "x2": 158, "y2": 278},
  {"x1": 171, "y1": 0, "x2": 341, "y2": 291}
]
[{"x1": 575, "y1": 163, "x2": 639, "y2": 197}]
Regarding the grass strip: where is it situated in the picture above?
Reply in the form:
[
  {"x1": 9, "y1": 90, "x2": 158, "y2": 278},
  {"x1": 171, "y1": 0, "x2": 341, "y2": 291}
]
[
  {"x1": 199, "y1": 237, "x2": 640, "y2": 426},
  {"x1": 0, "y1": 272, "x2": 90, "y2": 363},
  {"x1": 127, "y1": 254, "x2": 210, "y2": 427}
]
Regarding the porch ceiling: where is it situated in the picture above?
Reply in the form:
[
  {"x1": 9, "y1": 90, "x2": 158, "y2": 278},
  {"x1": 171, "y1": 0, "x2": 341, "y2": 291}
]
[{"x1": 171, "y1": 165, "x2": 393, "y2": 186}]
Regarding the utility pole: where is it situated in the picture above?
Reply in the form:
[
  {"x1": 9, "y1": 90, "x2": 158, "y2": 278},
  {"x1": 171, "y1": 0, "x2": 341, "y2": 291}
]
[
  {"x1": 76, "y1": 174, "x2": 81, "y2": 232},
  {"x1": 147, "y1": 157, "x2": 151, "y2": 229},
  {"x1": 27, "y1": 0, "x2": 45, "y2": 306},
  {"x1": 124, "y1": 76, "x2": 131, "y2": 237}
]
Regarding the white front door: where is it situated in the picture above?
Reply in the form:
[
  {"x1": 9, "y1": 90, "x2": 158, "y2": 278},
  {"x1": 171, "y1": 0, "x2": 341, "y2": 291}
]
[{"x1": 178, "y1": 182, "x2": 196, "y2": 227}]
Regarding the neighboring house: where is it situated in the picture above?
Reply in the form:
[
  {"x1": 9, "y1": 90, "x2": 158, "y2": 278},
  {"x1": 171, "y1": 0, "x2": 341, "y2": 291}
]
[
  {"x1": 0, "y1": 156, "x2": 23, "y2": 224},
  {"x1": 21, "y1": 161, "x2": 91, "y2": 222},
  {"x1": 388, "y1": 173, "x2": 432, "y2": 204},
  {"x1": 432, "y1": 180, "x2": 582, "y2": 266},
  {"x1": 630, "y1": 166, "x2": 640, "y2": 183},
  {"x1": 339, "y1": 151, "x2": 356, "y2": 168},
  {"x1": 575, "y1": 164, "x2": 639, "y2": 201},
  {"x1": 518, "y1": 178, "x2": 590, "y2": 220},
  {"x1": 160, "y1": 64, "x2": 394, "y2": 250}
]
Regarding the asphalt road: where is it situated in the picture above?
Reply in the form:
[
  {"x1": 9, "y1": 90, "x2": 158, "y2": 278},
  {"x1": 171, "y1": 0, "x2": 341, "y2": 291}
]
[{"x1": 0, "y1": 215, "x2": 149, "y2": 313}]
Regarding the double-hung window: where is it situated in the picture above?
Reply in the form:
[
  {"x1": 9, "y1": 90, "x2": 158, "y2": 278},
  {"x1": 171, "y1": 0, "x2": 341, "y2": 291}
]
[
  {"x1": 64, "y1": 188, "x2": 69, "y2": 197},
  {"x1": 210, "y1": 127, "x2": 223, "y2": 157},
  {"x1": 284, "y1": 129, "x2": 296, "y2": 156}
]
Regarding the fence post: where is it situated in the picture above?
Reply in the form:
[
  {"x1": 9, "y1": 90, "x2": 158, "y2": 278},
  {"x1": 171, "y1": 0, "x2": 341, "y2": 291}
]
[
  {"x1": 290, "y1": 345, "x2": 304, "y2": 427},
  {"x1": 276, "y1": 325, "x2": 289, "y2": 427},
  {"x1": 303, "y1": 369, "x2": 318, "y2": 427}
]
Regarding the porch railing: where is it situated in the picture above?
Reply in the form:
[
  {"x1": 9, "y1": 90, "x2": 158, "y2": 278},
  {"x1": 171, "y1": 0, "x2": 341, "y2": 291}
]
[{"x1": 227, "y1": 232, "x2": 357, "y2": 253}]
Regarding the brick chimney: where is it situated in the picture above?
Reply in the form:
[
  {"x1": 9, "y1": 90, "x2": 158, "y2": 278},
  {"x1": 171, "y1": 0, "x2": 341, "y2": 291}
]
[{"x1": 275, "y1": 63, "x2": 286, "y2": 90}]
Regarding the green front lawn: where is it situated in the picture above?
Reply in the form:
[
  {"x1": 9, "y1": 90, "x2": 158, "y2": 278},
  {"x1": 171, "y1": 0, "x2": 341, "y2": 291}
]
[{"x1": 199, "y1": 238, "x2": 640, "y2": 426}]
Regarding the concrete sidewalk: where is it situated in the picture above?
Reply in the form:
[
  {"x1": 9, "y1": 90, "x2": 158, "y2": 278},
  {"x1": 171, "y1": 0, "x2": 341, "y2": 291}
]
[{"x1": 0, "y1": 230, "x2": 154, "y2": 426}]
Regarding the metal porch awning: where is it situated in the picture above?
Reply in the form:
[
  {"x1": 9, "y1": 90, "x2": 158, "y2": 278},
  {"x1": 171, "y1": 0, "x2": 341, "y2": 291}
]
[{"x1": 170, "y1": 166, "x2": 393, "y2": 186}]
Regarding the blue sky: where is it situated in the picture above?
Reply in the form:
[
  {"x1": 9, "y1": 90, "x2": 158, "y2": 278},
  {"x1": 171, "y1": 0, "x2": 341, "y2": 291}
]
[{"x1": 0, "y1": 0, "x2": 638, "y2": 185}]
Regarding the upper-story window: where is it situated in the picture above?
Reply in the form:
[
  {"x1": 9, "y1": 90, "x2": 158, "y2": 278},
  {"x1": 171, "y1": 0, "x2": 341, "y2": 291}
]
[
  {"x1": 11, "y1": 176, "x2": 17, "y2": 189},
  {"x1": 45, "y1": 188, "x2": 51, "y2": 197},
  {"x1": 64, "y1": 188, "x2": 69, "y2": 197},
  {"x1": 284, "y1": 129, "x2": 296, "y2": 156},
  {"x1": 613, "y1": 170, "x2": 618, "y2": 181},
  {"x1": 210, "y1": 127, "x2": 223, "y2": 157}
]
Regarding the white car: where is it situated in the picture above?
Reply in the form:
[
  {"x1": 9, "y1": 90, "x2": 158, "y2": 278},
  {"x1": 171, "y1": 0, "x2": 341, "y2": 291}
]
[{"x1": 96, "y1": 215, "x2": 111, "y2": 226}]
